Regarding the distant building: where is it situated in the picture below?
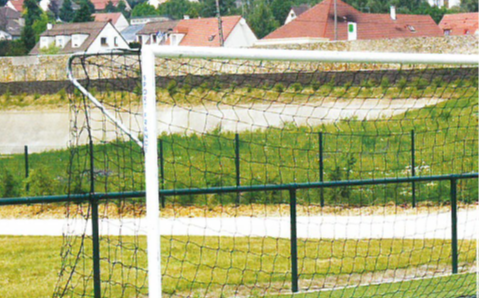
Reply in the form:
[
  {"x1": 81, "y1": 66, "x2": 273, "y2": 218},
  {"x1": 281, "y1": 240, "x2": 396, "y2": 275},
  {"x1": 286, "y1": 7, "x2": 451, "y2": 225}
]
[
  {"x1": 258, "y1": 0, "x2": 443, "y2": 46},
  {"x1": 90, "y1": 0, "x2": 131, "y2": 12},
  {"x1": 93, "y1": 12, "x2": 129, "y2": 32},
  {"x1": 167, "y1": 16, "x2": 257, "y2": 47},
  {"x1": 285, "y1": 4, "x2": 310, "y2": 24},
  {"x1": 130, "y1": 15, "x2": 172, "y2": 25},
  {"x1": 439, "y1": 13, "x2": 479, "y2": 36},
  {"x1": 5, "y1": 0, "x2": 24, "y2": 12},
  {"x1": 30, "y1": 21, "x2": 129, "y2": 55},
  {"x1": 0, "y1": 6, "x2": 23, "y2": 40},
  {"x1": 427, "y1": 0, "x2": 460, "y2": 9},
  {"x1": 39, "y1": 0, "x2": 80, "y2": 13},
  {"x1": 136, "y1": 20, "x2": 179, "y2": 45},
  {"x1": 121, "y1": 24, "x2": 145, "y2": 44}
]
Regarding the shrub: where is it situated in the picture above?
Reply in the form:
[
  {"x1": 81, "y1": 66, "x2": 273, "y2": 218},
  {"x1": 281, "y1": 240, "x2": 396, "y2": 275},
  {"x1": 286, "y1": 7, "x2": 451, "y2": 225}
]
[
  {"x1": 0, "y1": 169, "x2": 22, "y2": 198},
  {"x1": 25, "y1": 168, "x2": 61, "y2": 196},
  {"x1": 58, "y1": 88, "x2": 67, "y2": 100},
  {"x1": 343, "y1": 81, "x2": 353, "y2": 89},
  {"x1": 4, "y1": 88, "x2": 11, "y2": 101},
  {"x1": 291, "y1": 82, "x2": 302, "y2": 92},
  {"x1": 167, "y1": 80, "x2": 178, "y2": 96},
  {"x1": 311, "y1": 81, "x2": 321, "y2": 91},
  {"x1": 380, "y1": 77, "x2": 390, "y2": 89},
  {"x1": 274, "y1": 83, "x2": 284, "y2": 93},
  {"x1": 431, "y1": 77, "x2": 444, "y2": 88},
  {"x1": 397, "y1": 77, "x2": 408, "y2": 89},
  {"x1": 413, "y1": 77, "x2": 429, "y2": 90},
  {"x1": 33, "y1": 92, "x2": 41, "y2": 100},
  {"x1": 182, "y1": 84, "x2": 192, "y2": 95}
]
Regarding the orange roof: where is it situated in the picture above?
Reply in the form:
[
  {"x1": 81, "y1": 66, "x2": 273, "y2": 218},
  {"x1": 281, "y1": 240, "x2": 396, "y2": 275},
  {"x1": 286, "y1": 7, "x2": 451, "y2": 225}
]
[
  {"x1": 439, "y1": 13, "x2": 478, "y2": 36},
  {"x1": 172, "y1": 16, "x2": 242, "y2": 47},
  {"x1": 93, "y1": 12, "x2": 123, "y2": 24},
  {"x1": 91, "y1": 0, "x2": 129, "y2": 11},
  {"x1": 264, "y1": 0, "x2": 443, "y2": 41},
  {"x1": 7, "y1": 0, "x2": 24, "y2": 12}
]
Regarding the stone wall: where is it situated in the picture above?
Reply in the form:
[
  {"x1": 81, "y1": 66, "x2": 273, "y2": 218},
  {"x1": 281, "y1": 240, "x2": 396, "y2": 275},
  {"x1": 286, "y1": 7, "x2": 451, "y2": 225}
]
[{"x1": 0, "y1": 36, "x2": 477, "y2": 90}]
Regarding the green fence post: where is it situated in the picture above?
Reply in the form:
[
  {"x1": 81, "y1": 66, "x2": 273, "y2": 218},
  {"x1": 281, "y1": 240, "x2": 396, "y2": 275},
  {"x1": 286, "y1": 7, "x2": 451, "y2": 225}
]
[
  {"x1": 450, "y1": 178, "x2": 458, "y2": 274},
  {"x1": 411, "y1": 130, "x2": 416, "y2": 208},
  {"x1": 289, "y1": 188, "x2": 299, "y2": 293},
  {"x1": 159, "y1": 139, "x2": 165, "y2": 208},
  {"x1": 235, "y1": 133, "x2": 241, "y2": 205},
  {"x1": 89, "y1": 140, "x2": 102, "y2": 298},
  {"x1": 24, "y1": 145, "x2": 29, "y2": 192},
  {"x1": 319, "y1": 132, "x2": 324, "y2": 207}
]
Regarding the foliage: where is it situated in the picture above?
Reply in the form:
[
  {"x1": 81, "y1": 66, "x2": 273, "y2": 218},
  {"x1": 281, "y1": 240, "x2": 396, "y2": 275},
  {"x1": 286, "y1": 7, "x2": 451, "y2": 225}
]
[
  {"x1": 131, "y1": 2, "x2": 158, "y2": 17},
  {"x1": 104, "y1": 0, "x2": 117, "y2": 12},
  {"x1": 21, "y1": 25, "x2": 36, "y2": 51},
  {"x1": 24, "y1": 169, "x2": 62, "y2": 196},
  {"x1": 158, "y1": 0, "x2": 201, "y2": 19},
  {"x1": 0, "y1": 169, "x2": 22, "y2": 198},
  {"x1": 271, "y1": 0, "x2": 293, "y2": 24},
  {"x1": 23, "y1": 0, "x2": 42, "y2": 26},
  {"x1": 59, "y1": 0, "x2": 75, "y2": 22},
  {"x1": 201, "y1": 0, "x2": 238, "y2": 18},
  {"x1": 48, "y1": 0, "x2": 60, "y2": 19},
  {"x1": 0, "y1": 40, "x2": 28, "y2": 56},
  {"x1": 39, "y1": 43, "x2": 61, "y2": 55},
  {"x1": 32, "y1": 13, "x2": 52, "y2": 42},
  {"x1": 73, "y1": 0, "x2": 95, "y2": 22},
  {"x1": 247, "y1": 1, "x2": 279, "y2": 39},
  {"x1": 460, "y1": 0, "x2": 478, "y2": 11}
]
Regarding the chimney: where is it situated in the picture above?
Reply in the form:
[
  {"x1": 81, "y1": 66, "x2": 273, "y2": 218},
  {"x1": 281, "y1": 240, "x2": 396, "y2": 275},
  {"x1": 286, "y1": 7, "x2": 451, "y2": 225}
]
[
  {"x1": 390, "y1": 6, "x2": 396, "y2": 20},
  {"x1": 184, "y1": 15, "x2": 190, "y2": 20},
  {"x1": 47, "y1": 23, "x2": 53, "y2": 30}
]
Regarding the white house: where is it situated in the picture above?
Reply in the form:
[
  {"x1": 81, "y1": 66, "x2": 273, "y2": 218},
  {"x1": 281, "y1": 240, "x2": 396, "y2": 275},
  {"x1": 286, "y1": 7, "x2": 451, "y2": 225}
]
[
  {"x1": 30, "y1": 21, "x2": 129, "y2": 55},
  {"x1": 135, "y1": 20, "x2": 179, "y2": 45},
  {"x1": 163, "y1": 16, "x2": 257, "y2": 47},
  {"x1": 93, "y1": 12, "x2": 129, "y2": 32}
]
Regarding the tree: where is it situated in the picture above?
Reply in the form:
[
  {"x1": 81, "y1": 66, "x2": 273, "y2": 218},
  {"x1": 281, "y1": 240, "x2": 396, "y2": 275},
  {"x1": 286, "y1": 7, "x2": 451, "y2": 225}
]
[
  {"x1": 59, "y1": 0, "x2": 75, "y2": 22},
  {"x1": 104, "y1": 0, "x2": 117, "y2": 12},
  {"x1": 48, "y1": 0, "x2": 60, "y2": 19},
  {"x1": 271, "y1": 0, "x2": 292, "y2": 24},
  {"x1": 461, "y1": 0, "x2": 478, "y2": 11},
  {"x1": 247, "y1": 1, "x2": 279, "y2": 39},
  {"x1": 130, "y1": 2, "x2": 158, "y2": 17},
  {"x1": 201, "y1": 0, "x2": 237, "y2": 18},
  {"x1": 21, "y1": 0, "x2": 42, "y2": 51},
  {"x1": 158, "y1": 0, "x2": 194, "y2": 19},
  {"x1": 32, "y1": 13, "x2": 51, "y2": 41},
  {"x1": 73, "y1": 0, "x2": 94, "y2": 22}
]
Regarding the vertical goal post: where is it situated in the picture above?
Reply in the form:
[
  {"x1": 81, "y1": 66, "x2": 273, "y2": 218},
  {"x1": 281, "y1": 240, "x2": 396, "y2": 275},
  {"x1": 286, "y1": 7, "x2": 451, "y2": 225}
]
[{"x1": 59, "y1": 45, "x2": 479, "y2": 298}]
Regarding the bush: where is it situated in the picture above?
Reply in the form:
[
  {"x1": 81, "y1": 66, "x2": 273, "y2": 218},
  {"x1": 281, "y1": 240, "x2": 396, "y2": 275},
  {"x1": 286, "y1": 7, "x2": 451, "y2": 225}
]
[
  {"x1": 431, "y1": 77, "x2": 444, "y2": 88},
  {"x1": 0, "y1": 169, "x2": 22, "y2": 198},
  {"x1": 397, "y1": 77, "x2": 408, "y2": 89},
  {"x1": 167, "y1": 80, "x2": 178, "y2": 96},
  {"x1": 413, "y1": 77, "x2": 429, "y2": 90},
  {"x1": 25, "y1": 168, "x2": 61, "y2": 196},
  {"x1": 291, "y1": 83, "x2": 302, "y2": 92},
  {"x1": 311, "y1": 81, "x2": 321, "y2": 91},
  {"x1": 380, "y1": 77, "x2": 390, "y2": 89},
  {"x1": 274, "y1": 83, "x2": 284, "y2": 93},
  {"x1": 58, "y1": 88, "x2": 67, "y2": 100},
  {"x1": 182, "y1": 84, "x2": 192, "y2": 95},
  {"x1": 33, "y1": 93, "x2": 41, "y2": 100}
]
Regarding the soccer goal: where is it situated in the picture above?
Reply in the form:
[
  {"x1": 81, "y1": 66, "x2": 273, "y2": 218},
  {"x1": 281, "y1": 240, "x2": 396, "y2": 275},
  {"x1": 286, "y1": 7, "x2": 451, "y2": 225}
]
[{"x1": 56, "y1": 46, "x2": 478, "y2": 298}]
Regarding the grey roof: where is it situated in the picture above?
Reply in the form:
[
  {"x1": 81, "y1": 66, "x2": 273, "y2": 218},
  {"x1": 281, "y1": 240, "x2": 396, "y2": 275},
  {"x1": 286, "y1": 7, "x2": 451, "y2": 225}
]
[
  {"x1": 0, "y1": 7, "x2": 23, "y2": 36},
  {"x1": 121, "y1": 24, "x2": 144, "y2": 42},
  {"x1": 30, "y1": 21, "x2": 109, "y2": 55},
  {"x1": 291, "y1": 4, "x2": 310, "y2": 17},
  {"x1": 136, "y1": 20, "x2": 179, "y2": 35}
]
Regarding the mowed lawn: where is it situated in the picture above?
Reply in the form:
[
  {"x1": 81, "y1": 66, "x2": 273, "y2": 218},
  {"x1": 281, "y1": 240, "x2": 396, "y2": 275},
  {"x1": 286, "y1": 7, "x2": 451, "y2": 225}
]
[{"x1": 0, "y1": 235, "x2": 475, "y2": 297}]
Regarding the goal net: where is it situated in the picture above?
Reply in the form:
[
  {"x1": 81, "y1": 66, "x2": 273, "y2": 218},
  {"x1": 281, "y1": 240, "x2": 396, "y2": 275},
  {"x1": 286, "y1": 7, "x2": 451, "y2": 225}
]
[{"x1": 55, "y1": 47, "x2": 478, "y2": 298}]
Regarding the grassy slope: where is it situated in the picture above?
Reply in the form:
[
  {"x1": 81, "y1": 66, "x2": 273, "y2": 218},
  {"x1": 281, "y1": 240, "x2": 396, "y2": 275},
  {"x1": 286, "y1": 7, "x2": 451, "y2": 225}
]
[{"x1": 0, "y1": 236, "x2": 476, "y2": 297}]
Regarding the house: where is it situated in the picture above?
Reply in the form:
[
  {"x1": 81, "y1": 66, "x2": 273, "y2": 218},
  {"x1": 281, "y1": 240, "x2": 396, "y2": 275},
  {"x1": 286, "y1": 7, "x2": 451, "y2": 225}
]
[
  {"x1": 30, "y1": 21, "x2": 129, "y2": 55},
  {"x1": 130, "y1": 15, "x2": 172, "y2": 25},
  {"x1": 121, "y1": 24, "x2": 145, "y2": 44},
  {"x1": 93, "y1": 12, "x2": 129, "y2": 32},
  {"x1": 439, "y1": 13, "x2": 479, "y2": 36},
  {"x1": 258, "y1": 0, "x2": 443, "y2": 46},
  {"x1": 285, "y1": 4, "x2": 310, "y2": 24},
  {"x1": 91, "y1": 0, "x2": 131, "y2": 12},
  {"x1": 427, "y1": 0, "x2": 460, "y2": 9},
  {"x1": 0, "y1": 6, "x2": 24, "y2": 40},
  {"x1": 166, "y1": 16, "x2": 257, "y2": 47},
  {"x1": 136, "y1": 20, "x2": 179, "y2": 45},
  {"x1": 39, "y1": 0, "x2": 80, "y2": 14},
  {"x1": 5, "y1": 0, "x2": 24, "y2": 12}
]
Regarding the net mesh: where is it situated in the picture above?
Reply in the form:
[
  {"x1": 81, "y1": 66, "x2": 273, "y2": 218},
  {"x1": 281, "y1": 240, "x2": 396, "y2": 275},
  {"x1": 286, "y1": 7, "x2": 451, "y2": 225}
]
[{"x1": 55, "y1": 51, "x2": 478, "y2": 298}]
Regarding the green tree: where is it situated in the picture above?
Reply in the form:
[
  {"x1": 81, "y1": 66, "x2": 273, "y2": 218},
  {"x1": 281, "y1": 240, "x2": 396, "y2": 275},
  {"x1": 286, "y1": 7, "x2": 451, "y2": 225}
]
[
  {"x1": 0, "y1": 170, "x2": 22, "y2": 198},
  {"x1": 247, "y1": 1, "x2": 279, "y2": 39},
  {"x1": 73, "y1": 0, "x2": 94, "y2": 22},
  {"x1": 201, "y1": 0, "x2": 237, "y2": 17},
  {"x1": 59, "y1": 0, "x2": 75, "y2": 22},
  {"x1": 23, "y1": 0, "x2": 42, "y2": 26},
  {"x1": 104, "y1": 0, "x2": 117, "y2": 12},
  {"x1": 158, "y1": 0, "x2": 200, "y2": 19},
  {"x1": 32, "y1": 13, "x2": 51, "y2": 41},
  {"x1": 48, "y1": 0, "x2": 60, "y2": 19},
  {"x1": 131, "y1": 2, "x2": 158, "y2": 17},
  {"x1": 117, "y1": 0, "x2": 128, "y2": 16},
  {"x1": 461, "y1": 0, "x2": 478, "y2": 11},
  {"x1": 271, "y1": 0, "x2": 292, "y2": 24}
]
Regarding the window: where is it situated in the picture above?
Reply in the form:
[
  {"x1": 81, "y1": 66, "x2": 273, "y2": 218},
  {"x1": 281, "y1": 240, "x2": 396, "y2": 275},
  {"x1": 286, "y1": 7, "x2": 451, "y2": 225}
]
[
  {"x1": 444, "y1": 29, "x2": 451, "y2": 36},
  {"x1": 114, "y1": 36, "x2": 118, "y2": 47},
  {"x1": 152, "y1": 35, "x2": 157, "y2": 44},
  {"x1": 407, "y1": 25, "x2": 416, "y2": 33},
  {"x1": 72, "y1": 35, "x2": 81, "y2": 48},
  {"x1": 101, "y1": 37, "x2": 108, "y2": 47},
  {"x1": 56, "y1": 37, "x2": 63, "y2": 47},
  {"x1": 465, "y1": 30, "x2": 470, "y2": 35},
  {"x1": 208, "y1": 34, "x2": 216, "y2": 42}
]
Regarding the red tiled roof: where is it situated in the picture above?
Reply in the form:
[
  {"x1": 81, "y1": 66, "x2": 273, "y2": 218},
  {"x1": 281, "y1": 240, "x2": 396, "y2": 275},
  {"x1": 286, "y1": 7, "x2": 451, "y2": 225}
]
[
  {"x1": 439, "y1": 13, "x2": 478, "y2": 36},
  {"x1": 264, "y1": 0, "x2": 443, "y2": 41},
  {"x1": 172, "y1": 16, "x2": 242, "y2": 47},
  {"x1": 91, "y1": 0, "x2": 130, "y2": 11},
  {"x1": 7, "y1": 0, "x2": 24, "y2": 12},
  {"x1": 93, "y1": 12, "x2": 123, "y2": 24}
]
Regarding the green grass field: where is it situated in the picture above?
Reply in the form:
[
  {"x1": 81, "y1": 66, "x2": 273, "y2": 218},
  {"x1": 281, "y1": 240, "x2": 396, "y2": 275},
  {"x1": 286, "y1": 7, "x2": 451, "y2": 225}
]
[{"x1": 0, "y1": 236, "x2": 476, "y2": 297}]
